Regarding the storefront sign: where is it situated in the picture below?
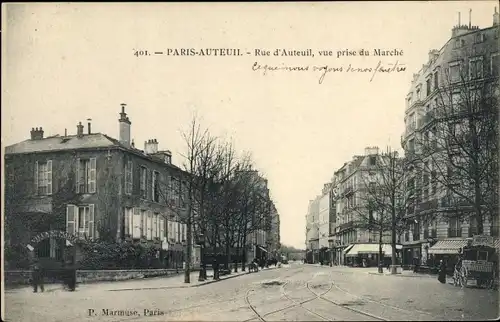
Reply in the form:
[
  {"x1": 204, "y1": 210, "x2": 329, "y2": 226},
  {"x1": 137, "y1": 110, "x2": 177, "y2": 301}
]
[
  {"x1": 30, "y1": 230, "x2": 80, "y2": 245},
  {"x1": 472, "y1": 235, "x2": 495, "y2": 247}
]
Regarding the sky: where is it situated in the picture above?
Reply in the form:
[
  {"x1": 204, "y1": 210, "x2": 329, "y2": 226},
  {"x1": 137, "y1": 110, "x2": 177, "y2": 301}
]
[{"x1": 2, "y1": 1, "x2": 498, "y2": 249}]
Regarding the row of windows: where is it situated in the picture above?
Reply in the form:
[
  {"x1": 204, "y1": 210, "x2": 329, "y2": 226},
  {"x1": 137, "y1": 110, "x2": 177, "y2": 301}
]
[
  {"x1": 65, "y1": 204, "x2": 188, "y2": 242},
  {"x1": 34, "y1": 159, "x2": 188, "y2": 209},
  {"x1": 123, "y1": 207, "x2": 187, "y2": 242},
  {"x1": 407, "y1": 53, "x2": 499, "y2": 108}
]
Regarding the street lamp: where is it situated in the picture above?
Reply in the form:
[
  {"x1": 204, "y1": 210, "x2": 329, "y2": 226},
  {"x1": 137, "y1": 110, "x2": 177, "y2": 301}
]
[{"x1": 197, "y1": 233, "x2": 206, "y2": 281}]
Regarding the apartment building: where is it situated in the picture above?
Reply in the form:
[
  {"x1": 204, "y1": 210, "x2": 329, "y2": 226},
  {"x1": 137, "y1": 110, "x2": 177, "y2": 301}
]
[
  {"x1": 331, "y1": 147, "x2": 401, "y2": 267},
  {"x1": 305, "y1": 196, "x2": 320, "y2": 263},
  {"x1": 4, "y1": 105, "x2": 197, "y2": 269},
  {"x1": 400, "y1": 9, "x2": 499, "y2": 267}
]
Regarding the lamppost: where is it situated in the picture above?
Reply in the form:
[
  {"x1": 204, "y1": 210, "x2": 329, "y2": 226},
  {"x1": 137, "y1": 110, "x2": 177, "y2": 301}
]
[{"x1": 197, "y1": 233, "x2": 206, "y2": 281}]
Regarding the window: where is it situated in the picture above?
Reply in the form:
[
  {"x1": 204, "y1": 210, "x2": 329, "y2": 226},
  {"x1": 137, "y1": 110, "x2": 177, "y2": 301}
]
[
  {"x1": 140, "y1": 166, "x2": 147, "y2": 199},
  {"x1": 451, "y1": 93, "x2": 461, "y2": 111},
  {"x1": 434, "y1": 71, "x2": 439, "y2": 90},
  {"x1": 76, "y1": 158, "x2": 96, "y2": 193},
  {"x1": 474, "y1": 33, "x2": 484, "y2": 44},
  {"x1": 369, "y1": 156, "x2": 376, "y2": 166},
  {"x1": 449, "y1": 63, "x2": 461, "y2": 83},
  {"x1": 469, "y1": 216, "x2": 478, "y2": 237},
  {"x1": 416, "y1": 88, "x2": 421, "y2": 101},
  {"x1": 491, "y1": 53, "x2": 499, "y2": 77},
  {"x1": 125, "y1": 161, "x2": 133, "y2": 195},
  {"x1": 66, "y1": 204, "x2": 94, "y2": 239},
  {"x1": 140, "y1": 209, "x2": 147, "y2": 238},
  {"x1": 448, "y1": 217, "x2": 461, "y2": 237},
  {"x1": 35, "y1": 160, "x2": 52, "y2": 195},
  {"x1": 426, "y1": 78, "x2": 431, "y2": 96},
  {"x1": 469, "y1": 57, "x2": 483, "y2": 79},
  {"x1": 124, "y1": 207, "x2": 133, "y2": 237},
  {"x1": 152, "y1": 171, "x2": 160, "y2": 202}
]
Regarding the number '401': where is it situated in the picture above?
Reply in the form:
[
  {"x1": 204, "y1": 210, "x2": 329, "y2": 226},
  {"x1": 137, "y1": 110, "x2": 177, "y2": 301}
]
[{"x1": 134, "y1": 50, "x2": 149, "y2": 57}]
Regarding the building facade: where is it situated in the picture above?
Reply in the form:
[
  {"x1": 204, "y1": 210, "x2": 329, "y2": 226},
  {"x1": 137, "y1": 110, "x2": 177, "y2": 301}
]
[
  {"x1": 305, "y1": 196, "x2": 320, "y2": 263},
  {"x1": 4, "y1": 105, "x2": 199, "y2": 269},
  {"x1": 400, "y1": 10, "x2": 499, "y2": 269},
  {"x1": 331, "y1": 147, "x2": 402, "y2": 267}
]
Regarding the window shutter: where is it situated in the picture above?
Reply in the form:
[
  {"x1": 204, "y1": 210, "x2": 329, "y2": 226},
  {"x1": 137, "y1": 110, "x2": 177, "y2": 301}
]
[
  {"x1": 75, "y1": 158, "x2": 81, "y2": 193},
  {"x1": 133, "y1": 208, "x2": 141, "y2": 238},
  {"x1": 160, "y1": 217, "x2": 165, "y2": 238},
  {"x1": 88, "y1": 204, "x2": 95, "y2": 240},
  {"x1": 148, "y1": 211, "x2": 153, "y2": 240},
  {"x1": 151, "y1": 171, "x2": 155, "y2": 201},
  {"x1": 126, "y1": 161, "x2": 133, "y2": 195},
  {"x1": 46, "y1": 160, "x2": 53, "y2": 195},
  {"x1": 140, "y1": 211, "x2": 145, "y2": 237},
  {"x1": 124, "y1": 208, "x2": 129, "y2": 236},
  {"x1": 153, "y1": 213, "x2": 158, "y2": 238},
  {"x1": 66, "y1": 204, "x2": 76, "y2": 235},
  {"x1": 34, "y1": 161, "x2": 39, "y2": 195},
  {"x1": 89, "y1": 158, "x2": 97, "y2": 193}
]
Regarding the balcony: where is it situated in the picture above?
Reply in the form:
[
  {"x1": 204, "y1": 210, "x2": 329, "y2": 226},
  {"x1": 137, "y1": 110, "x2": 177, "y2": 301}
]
[
  {"x1": 416, "y1": 199, "x2": 438, "y2": 213},
  {"x1": 448, "y1": 228, "x2": 462, "y2": 238}
]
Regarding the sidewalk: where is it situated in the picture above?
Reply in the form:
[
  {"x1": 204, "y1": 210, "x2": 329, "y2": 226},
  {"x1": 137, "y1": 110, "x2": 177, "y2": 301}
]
[{"x1": 5, "y1": 266, "x2": 280, "y2": 294}]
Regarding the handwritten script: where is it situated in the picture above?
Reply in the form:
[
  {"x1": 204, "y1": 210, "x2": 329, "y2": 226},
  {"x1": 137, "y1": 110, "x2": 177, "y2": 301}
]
[{"x1": 251, "y1": 61, "x2": 406, "y2": 84}]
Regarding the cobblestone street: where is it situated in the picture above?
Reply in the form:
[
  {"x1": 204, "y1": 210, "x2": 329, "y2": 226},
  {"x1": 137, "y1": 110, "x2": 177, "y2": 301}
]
[{"x1": 4, "y1": 263, "x2": 499, "y2": 321}]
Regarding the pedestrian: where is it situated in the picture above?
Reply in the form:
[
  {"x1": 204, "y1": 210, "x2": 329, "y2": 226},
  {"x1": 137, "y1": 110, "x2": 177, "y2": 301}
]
[
  {"x1": 31, "y1": 259, "x2": 44, "y2": 293},
  {"x1": 212, "y1": 257, "x2": 219, "y2": 280},
  {"x1": 438, "y1": 259, "x2": 446, "y2": 284}
]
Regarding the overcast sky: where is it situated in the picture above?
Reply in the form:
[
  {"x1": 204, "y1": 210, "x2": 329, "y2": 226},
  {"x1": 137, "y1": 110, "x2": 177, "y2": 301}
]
[{"x1": 2, "y1": 1, "x2": 497, "y2": 249}]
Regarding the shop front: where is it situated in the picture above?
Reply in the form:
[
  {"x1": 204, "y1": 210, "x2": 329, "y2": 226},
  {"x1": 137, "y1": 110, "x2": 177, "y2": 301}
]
[
  {"x1": 402, "y1": 241, "x2": 423, "y2": 267},
  {"x1": 345, "y1": 243, "x2": 402, "y2": 267},
  {"x1": 427, "y1": 238, "x2": 469, "y2": 273}
]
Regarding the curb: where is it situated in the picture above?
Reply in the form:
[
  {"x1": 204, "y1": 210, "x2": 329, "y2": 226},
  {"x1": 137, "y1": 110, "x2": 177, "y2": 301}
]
[
  {"x1": 107, "y1": 266, "x2": 281, "y2": 292},
  {"x1": 108, "y1": 271, "x2": 249, "y2": 292},
  {"x1": 367, "y1": 272, "x2": 437, "y2": 278}
]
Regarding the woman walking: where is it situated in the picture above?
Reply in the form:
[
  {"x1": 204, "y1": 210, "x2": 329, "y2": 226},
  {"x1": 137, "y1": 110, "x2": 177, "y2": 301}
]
[{"x1": 438, "y1": 259, "x2": 447, "y2": 284}]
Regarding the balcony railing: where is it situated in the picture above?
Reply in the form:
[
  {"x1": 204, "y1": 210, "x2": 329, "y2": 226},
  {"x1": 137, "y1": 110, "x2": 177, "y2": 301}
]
[{"x1": 448, "y1": 228, "x2": 462, "y2": 238}]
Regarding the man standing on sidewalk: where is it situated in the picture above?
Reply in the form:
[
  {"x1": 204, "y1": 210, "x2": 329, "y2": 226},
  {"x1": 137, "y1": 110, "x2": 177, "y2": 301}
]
[{"x1": 31, "y1": 259, "x2": 44, "y2": 293}]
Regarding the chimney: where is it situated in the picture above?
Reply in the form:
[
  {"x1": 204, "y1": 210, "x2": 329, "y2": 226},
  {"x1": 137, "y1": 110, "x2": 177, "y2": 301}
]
[
  {"x1": 30, "y1": 127, "x2": 44, "y2": 140},
  {"x1": 87, "y1": 118, "x2": 92, "y2": 134},
  {"x1": 469, "y1": 9, "x2": 472, "y2": 29},
  {"x1": 119, "y1": 103, "x2": 131, "y2": 147},
  {"x1": 64, "y1": 128, "x2": 67, "y2": 137},
  {"x1": 76, "y1": 122, "x2": 84, "y2": 137},
  {"x1": 144, "y1": 139, "x2": 159, "y2": 154},
  {"x1": 494, "y1": 7, "x2": 499, "y2": 26}
]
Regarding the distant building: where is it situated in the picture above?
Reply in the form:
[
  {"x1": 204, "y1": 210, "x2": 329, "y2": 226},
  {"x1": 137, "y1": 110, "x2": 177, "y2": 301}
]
[{"x1": 305, "y1": 196, "x2": 320, "y2": 263}]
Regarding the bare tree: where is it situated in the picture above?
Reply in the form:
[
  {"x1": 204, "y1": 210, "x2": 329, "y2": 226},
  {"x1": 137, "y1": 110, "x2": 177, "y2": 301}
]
[
  {"x1": 353, "y1": 148, "x2": 412, "y2": 274},
  {"x1": 413, "y1": 60, "x2": 499, "y2": 235}
]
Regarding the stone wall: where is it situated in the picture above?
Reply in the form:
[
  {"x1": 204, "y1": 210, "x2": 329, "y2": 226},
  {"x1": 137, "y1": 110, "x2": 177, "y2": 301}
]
[{"x1": 4, "y1": 267, "x2": 201, "y2": 287}]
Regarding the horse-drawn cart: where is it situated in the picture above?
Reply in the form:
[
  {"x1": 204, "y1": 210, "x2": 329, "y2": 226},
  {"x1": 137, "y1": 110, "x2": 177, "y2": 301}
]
[{"x1": 454, "y1": 235, "x2": 498, "y2": 289}]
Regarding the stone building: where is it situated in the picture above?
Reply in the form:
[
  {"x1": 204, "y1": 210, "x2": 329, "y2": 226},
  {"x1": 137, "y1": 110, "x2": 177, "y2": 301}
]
[
  {"x1": 4, "y1": 104, "x2": 198, "y2": 269},
  {"x1": 330, "y1": 147, "x2": 402, "y2": 267},
  {"x1": 400, "y1": 9, "x2": 499, "y2": 268}
]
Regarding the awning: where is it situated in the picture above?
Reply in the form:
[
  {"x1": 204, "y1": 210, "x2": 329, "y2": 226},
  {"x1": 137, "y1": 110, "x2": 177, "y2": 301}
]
[
  {"x1": 343, "y1": 244, "x2": 355, "y2": 254},
  {"x1": 258, "y1": 246, "x2": 268, "y2": 253},
  {"x1": 346, "y1": 244, "x2": 401, "y2": 257},
  {"x1": 428, "y1": 239, "x2": 468, "y2": 255}
]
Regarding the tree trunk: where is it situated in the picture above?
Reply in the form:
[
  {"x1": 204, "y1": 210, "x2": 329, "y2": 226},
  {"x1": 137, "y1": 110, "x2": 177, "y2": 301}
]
[
  {"x1": 242, "y1": 234, "x2": 247, "y2": 271},
  {"x1": 184, "y1": 192, "x2": 193, "y2": 283},
  {"x1": 391, "y1": 206, "x2": 397, "y2": 275},
  {"x1": 378, "y1": 226, "x2": 383, "y2": 274}
]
